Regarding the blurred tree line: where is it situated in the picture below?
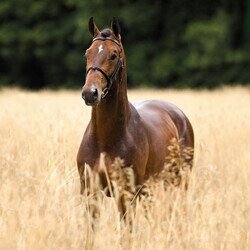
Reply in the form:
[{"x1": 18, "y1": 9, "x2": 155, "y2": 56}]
[{"x1": 0, "y1": 0, "x2": 250, "y2": 89}]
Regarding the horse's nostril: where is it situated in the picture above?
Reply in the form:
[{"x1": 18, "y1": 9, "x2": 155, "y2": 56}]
[
  {"x1": 82, "y1": 87, "x2": 99, "y2": 105},
  {"x1": 91, "y1": 87, "x2": 98, "y2": 97},
  {"x1": 81, "y1": 91, "x2": 85, "y2": 100}
]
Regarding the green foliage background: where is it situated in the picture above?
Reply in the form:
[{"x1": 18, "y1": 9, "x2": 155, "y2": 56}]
[{"x1": 0, "y1": 0, "x2": 250, "y2": 89}]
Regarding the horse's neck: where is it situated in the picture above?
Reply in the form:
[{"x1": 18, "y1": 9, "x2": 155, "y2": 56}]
[{"x1": 90, "y1": 71, "x2": 130, "y2": 144}]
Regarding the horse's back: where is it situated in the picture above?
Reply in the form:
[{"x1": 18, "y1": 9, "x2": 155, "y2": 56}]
[
  {"x1": 132, "y1": 99, "x2": 194, "y2": 177},
  {"x1": 134, "y1": 100, "x2": 194, "y2": 147},
  {"x1": 134, "y1": 99, "x2": 194, "y2": 148}
]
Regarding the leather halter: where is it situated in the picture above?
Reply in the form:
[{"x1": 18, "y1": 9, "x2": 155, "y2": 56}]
[{"x1": 86, "y1": 37, "x2": 123, "y2": 99}]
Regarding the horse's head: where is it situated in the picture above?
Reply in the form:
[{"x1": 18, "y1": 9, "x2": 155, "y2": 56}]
[{"x1": 82, "y1": 17, "x2": 123, "y2": 106}]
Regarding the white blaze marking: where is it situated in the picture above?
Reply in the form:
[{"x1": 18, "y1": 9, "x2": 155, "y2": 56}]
[{"x1": 98, "y1": 45, "x2": 103, "y2": 54}]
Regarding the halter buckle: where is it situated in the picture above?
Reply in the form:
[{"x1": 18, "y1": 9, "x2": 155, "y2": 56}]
[{"x1": 101, "y1": 87, "x2": 109, "y2": 99}]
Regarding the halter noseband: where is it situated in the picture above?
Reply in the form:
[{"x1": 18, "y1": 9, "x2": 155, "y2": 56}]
[{"x1": 86, "y1": 37, "x2": 123, "y2": 99}]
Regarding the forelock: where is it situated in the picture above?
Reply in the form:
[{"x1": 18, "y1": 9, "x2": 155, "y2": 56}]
[{"x1": 100, "y1": 28, "x2": 113, "y2": 38}]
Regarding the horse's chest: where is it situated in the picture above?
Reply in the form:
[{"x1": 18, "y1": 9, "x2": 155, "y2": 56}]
[{"x1": 82, "y1": 134, "x2": 140, "y2": 169}]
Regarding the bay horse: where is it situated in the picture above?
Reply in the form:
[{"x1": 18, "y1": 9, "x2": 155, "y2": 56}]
[{"x1": 77, "y1": 17, "x2": 194, "y2": 196}]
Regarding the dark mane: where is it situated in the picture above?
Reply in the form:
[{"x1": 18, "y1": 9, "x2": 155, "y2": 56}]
[{"x1": 100, "y1": 28, "x2": 112, "y2": 38}]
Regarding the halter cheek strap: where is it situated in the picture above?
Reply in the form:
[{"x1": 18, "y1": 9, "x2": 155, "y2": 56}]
[{"x1": 85, "y1": 37, "x2": 123, "y2": 99}]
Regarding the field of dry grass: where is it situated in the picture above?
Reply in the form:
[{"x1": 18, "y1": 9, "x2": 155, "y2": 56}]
[{"x1": 0, "y1": 87, "x2": 250, "y2": 249}]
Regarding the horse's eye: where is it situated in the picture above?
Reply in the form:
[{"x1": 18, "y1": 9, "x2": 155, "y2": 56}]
[{"x1": 110, "y1": 54, "x2": 117, "y2": 60}]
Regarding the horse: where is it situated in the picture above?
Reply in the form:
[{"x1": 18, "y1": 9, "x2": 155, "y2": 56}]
[{"x1": 77, "y1": 17, "x2": 194, "y2": 198}]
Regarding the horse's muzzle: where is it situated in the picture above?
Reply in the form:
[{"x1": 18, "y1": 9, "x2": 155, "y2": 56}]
[{"x1": 82, "y1": 86, "x2": 99, "y2": 106}]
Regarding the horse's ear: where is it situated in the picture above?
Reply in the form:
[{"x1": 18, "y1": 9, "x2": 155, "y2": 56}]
[
  {"x1": 89, "y1": 17, "x2": 100, "y2": 37},
  {"x1": 111, "y1": 17, "x2": 121, "y2": 37}
]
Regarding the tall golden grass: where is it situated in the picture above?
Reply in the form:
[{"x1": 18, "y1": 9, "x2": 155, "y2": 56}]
[{"x1": 0, "y1": 87, "x2": 249, "y2": 249}]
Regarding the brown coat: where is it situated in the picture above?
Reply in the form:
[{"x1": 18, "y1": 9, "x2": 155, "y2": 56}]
[{"x1": 77, "y1": 18, "x2": 194, "y2": 194}]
